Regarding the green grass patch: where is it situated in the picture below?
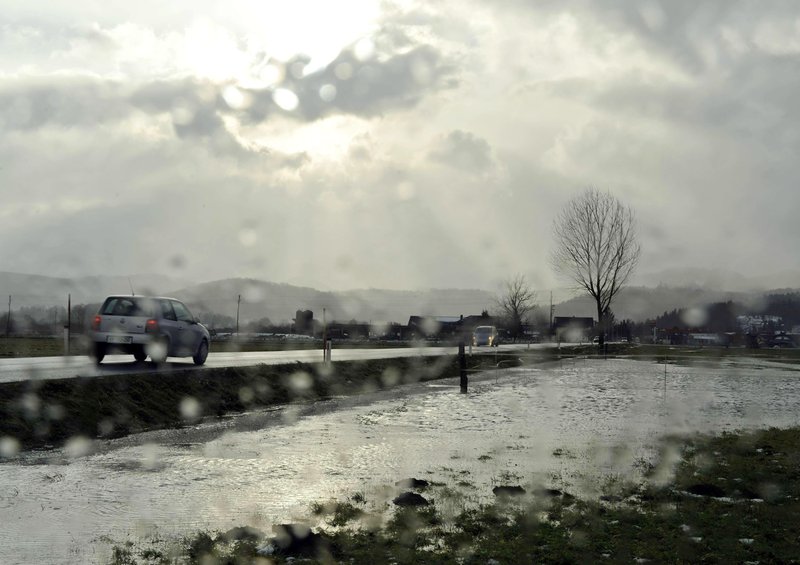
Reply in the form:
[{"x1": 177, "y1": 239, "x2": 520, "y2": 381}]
[{"x1": 109, "y1": 426, "x2": 800, "y2": 564}]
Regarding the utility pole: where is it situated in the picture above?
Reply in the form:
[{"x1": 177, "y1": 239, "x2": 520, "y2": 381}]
[
  {"x1": 66, "y1": 294, "x2": 71, "y2": 355},
  {"x1": 236, "y1": 294, "x2": 241, "y2": 336},
  {"x1": 5, "y1": 295, "x2": 10, "y2": 337},
  {"x1": 549, "y1": 291, "x2": 554, "y2": 337},
  {"x1": 322, "y1": 307, "x2": 328, "y2": 362}
]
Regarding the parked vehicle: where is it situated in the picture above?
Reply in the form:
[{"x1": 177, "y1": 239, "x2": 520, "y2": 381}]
[
  {"x1": 473, "y1": 325, "x2": 500, "y2": 347},
  {"x1": 89, "y1": 296, "x2": 210, "y2": 364}
]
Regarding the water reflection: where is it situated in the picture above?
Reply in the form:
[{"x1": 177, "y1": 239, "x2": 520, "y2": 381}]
[{"x1": 1, "y1": 358, "x2": 799, "y2": 563}]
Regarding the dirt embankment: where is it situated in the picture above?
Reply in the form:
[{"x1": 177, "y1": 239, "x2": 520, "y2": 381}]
[{"x1": 0, "y1": 354, "x2": 511, "y2": 452}]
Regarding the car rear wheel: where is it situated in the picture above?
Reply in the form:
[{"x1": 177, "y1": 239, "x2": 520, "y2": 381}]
[
  {"x1": 133, "y1": 347, "x2": 147, "y2": 362},
  {"x1": 193, "y1": 340, "x2": 208, "y2": 366},
  {"x1": 147, "y1": 337, "x2": 169, "y2": 364},
  {"x1": 91, "y1": 343, "x2": 106, "y2": 364}
]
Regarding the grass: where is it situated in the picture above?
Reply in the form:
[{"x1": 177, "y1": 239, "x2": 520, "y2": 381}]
[
  {"x1": 0, "y1": 353, "x2": 513, "y2": 451},
  {"x1": 109, "y1": 426, "x2": 800, "y2": 564}
]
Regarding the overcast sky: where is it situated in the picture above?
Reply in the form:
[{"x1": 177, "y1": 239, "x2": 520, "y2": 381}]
[{"x1": 1, "y1": 0, "x2": 798, "y2": 292}]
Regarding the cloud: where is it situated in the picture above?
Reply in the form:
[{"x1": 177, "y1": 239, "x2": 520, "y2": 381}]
[
  {"x1": 236, "y1": 43, "x2": 457, "y2": 124},
  {"x1": 429, "y1": 130, "x2": 493, "y2": 173}
]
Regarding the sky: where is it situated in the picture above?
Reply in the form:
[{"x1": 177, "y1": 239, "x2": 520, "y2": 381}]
[{"x1": 1, "y1": 0, "x2": 799, "y2": 292}]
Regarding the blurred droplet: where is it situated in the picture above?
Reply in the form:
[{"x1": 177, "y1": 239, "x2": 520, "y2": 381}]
[
  {"x1": 273, "y1": 88, "x2": 299, "y2": 111},
  {"x1": 98, "y1": 419, "x2": 114, "y2": 437},
  {"x1": 172, "y1": 104, "x2": 194, "y2": 126},
  {"x1": 21, "y1": 393, "x2": 40, "y2": 417},
  {"x1": 65, "y1": 436, "x2": 92, "y2": 458},
  {"x1": 381, "y1": 367, "x2": 401, "y2": 387},
  {"x1": 0, "y1": 436, "x2": 20, "y2": 458},
  {"x1": 334, "y1": 62, "x2": 353, "y2": 80},
  {"x1": 243, "y1": 282, "x2": 264, "y2": 302},
  {"x1": 289, "y1": 61, "x2": 307, "y2": 79},
  {"x1": 180, "y1": 396, "x2": 201, "y2": 420},
  {"x1": 421, "y1": 318, "x2": 440, "y2": 336},
  {"x1": 681, "y1": 307, "x2": 708, "y2": 328},
  {"x1": 396, "y1": 181, "x2": 416, "y2": 201},
  {"x1": 169, "y1": 254, "x2": 186, "y2": 270},
  {"x1": 241, "y1": 63, "x2": 285, "y2": 89},
  {"x1": 319, "y1": 83, "x2": 337, "y2": 102},
  {"x1": 282, "y1": 405, "x2": 300, "y2": 425},
  {"x1": 639, "y1": 1, "x2": 666, "y2": 30},
  {"x1": 354, "y1": 38, "x2": 375, "y2": 61},
  {"x1": 222, "y1": 85, "x2": 251, "y2": 110},
  {"x1": 141, "y1": 443, "x2": 160, "y2": 470},
  {"x1": 239, "y1": 386, "x2": 254, "y2": 404},
  {"x1": 335, "y1": 254, "x2": 353, "y2": 271},
  {"x1": 238, "y1": 228, "x2": 258, "y2": 247},
  {"x1": 45, "y1": 403, "x2": 65, "y2": 421},
  {"x1": 411, "y1": 58, "x2": 432, "y2": 84},
  {"x1": 288, "y1": 371, "x2": 313, "y2": 394}
]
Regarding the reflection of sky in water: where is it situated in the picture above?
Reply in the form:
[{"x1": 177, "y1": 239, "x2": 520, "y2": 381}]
[{"x1": 2, "y1": 358, "x2": 800, "y2": 563}]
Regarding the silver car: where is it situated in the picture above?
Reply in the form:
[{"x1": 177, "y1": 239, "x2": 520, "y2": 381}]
[
  {"x1": 89, "y1": 295, "x2": 210, "y2": 365},
  {"x1": 473, "y1": 325, "x2": 499, "y2": 347}
]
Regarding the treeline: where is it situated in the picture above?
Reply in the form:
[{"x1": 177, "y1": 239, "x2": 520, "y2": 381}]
[{"x1": 613, "y1": 293, "x2": 800, "y2": 337}]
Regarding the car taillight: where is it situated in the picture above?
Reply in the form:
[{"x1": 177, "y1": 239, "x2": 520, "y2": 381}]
[
  {"x1": 145, "y1": 319, "x2": 159, "y2": 333},
  {"x1": 92, "y1": 315, "x2": 102, "y2": 331}
]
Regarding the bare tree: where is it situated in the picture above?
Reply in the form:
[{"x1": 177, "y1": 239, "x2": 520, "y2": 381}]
[
  {"x1": 494, "y1": 275, "x2": 537, "y2": 340},
  {"x1": 551, "y1": 188, "x2": 641, "y2": 346}
]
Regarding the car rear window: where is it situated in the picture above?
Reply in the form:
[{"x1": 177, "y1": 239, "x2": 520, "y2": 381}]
[{"x1": 101, "y1": 297, "x2": 156, "y2": 317}]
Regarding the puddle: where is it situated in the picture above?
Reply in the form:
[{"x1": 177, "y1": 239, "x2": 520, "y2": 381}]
[{"x1": 1, "y1": 358, "x2": 799, "y2": 563}]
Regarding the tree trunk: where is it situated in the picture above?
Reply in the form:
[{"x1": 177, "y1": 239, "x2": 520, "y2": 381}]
[{"x1": 596, "y1": 300, "x2": 604, "y2": 349}]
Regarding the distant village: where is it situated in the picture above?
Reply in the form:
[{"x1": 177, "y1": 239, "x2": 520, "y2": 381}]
[{"x1": 2, "y1": 293, "x2": 799, "y2": 349}]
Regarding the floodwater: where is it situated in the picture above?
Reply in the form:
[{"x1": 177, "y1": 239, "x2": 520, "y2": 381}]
[{"x1": 2, "y1": 357, "x2": 800, "y2": 564}]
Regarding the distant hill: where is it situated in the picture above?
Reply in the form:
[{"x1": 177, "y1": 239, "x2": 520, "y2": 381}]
[
  {"x1": 552, "y1": 285, "x2": 780, "y2": 322},
  {"x1": 635, "y1": 268, "x2": 800, "y2": 293},
  {"x1": 3, "y1": 270, "x2": 798, "y2": 326},
  {"x1": 0, "y1": 271, "x2": 190, "y2": 307},
  {"x1": 171, "y1": 278, "x2": 495, "y2": 324}
]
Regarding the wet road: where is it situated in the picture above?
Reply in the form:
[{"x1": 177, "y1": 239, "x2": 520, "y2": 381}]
[
  {"x1": 4, "y1": 357, "x2": 798, "y2": 564},
  {"x1": 0, "y1": 343, "x2": 538, "y2": 383}
]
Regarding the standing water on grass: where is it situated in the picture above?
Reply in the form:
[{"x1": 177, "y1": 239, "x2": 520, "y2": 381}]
[{"x1": 1, "y1": 358, "x2": 800, "y2": 563}]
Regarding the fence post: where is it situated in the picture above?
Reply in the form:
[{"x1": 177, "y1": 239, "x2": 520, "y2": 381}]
[{"x1": 459, "y1": 341, "x2": 467, "y2": 393}]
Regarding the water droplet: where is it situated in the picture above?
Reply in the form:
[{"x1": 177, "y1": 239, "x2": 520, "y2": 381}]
[
  {"x1": 681, "y1": 307, "x2": 708, "y2": 328},
  {"x1": 381, "y1": 367, "x2": 401, "y2": 387},
  {"x1": 141, "y1": 443, "x2": 160, "y2": 470},
  {"x1": 411, "y1": 58, "x2": 432, "y2": 84},
  {"x1": 180, "y1": 396, "x2": 201, "y2": 420},
  {"x1": 65, "y1": 436, "x2": 92, "y2": 458},
  {"x1": 239, "y1": 386, "x2": 254, "y2": 404},
  {"x1": 334, "y1": 62, "x2": 353, "y2": 81},
  {"x1": 21, "y1": 393, "x2": 40, "y2": 417},
  {"x1": 273, "y1": 88, "x2": 299, "y2": 111},
  {"x1": 289, "y1": 61, "x2": 307, "y2": 79},
  {"x1": 238, "y1": 228, "x2": 258, "y2": 247},
  {"x1": 319, "y1": 83, "x2": 337, "y2": 102},
  {"x1": 45, "y1": 404, "x2": 65, "y2": 420},
  {"x1": 169, "y1": 254, "x2": 186, "y2": 270},
  {"x1": 288, "y1": 371, "x2": 313, "y2": 394},
  {"x1": 396, "y1": 181, "x2": 416, "y2": 201},
  {"x1": 354, "y1": 38, "x2": 375, "y2": 61},
  {"x1": 98, "y1": 419, "x2": 114, "y2": 437},
  {"x1": 0, "y1": 436, "x2": 20, "y2": 458},
  {"x1": 222, "y1": 85, "x2": 251, "y2": 110}
]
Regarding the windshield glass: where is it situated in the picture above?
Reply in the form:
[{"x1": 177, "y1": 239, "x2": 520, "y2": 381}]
[
  {"x1": 100, "y1": 297, "x2": 156, "y2": 317},
  {"x1": 1, "y1": 2, "x2": 798, "y2": 564}
]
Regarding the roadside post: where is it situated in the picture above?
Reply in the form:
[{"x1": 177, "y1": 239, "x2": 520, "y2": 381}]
[
  {"x1": 459, "y1": 341, "x2": 467, "y2": 393},
  {"x1": 64, "y1": 293, "x2": 71, "y2": 355}
]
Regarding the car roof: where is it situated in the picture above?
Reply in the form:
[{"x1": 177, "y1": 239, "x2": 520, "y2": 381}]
[{"x1": 104, "y1": 295, "x2": 181, "y2": 301}]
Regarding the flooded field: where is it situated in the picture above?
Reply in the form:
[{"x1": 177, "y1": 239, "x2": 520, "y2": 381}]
[{"x1": 2, "y1": 357, "x2": 800, "y2": 564}]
